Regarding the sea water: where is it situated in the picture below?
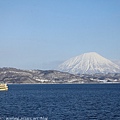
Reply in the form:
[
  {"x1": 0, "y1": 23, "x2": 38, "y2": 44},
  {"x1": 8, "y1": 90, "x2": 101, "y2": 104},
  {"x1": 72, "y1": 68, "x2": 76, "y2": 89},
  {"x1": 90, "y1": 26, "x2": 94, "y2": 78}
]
[{"x1": 0, "y1": 84, "x2": 120, "y2": 120}]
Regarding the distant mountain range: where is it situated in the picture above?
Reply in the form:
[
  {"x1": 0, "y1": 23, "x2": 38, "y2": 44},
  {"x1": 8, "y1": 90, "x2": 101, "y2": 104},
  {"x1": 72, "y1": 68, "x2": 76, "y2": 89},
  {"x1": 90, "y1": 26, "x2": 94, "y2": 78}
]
[
  {"x1": 0, "y1": 67, "x2": 81, "y2": 84},
  {"x1": 0, "y1": 52, "x2": 120, "y2": 84},
  {"x1": 58, "y1": 52, "x2": 120, "y2": 74},
  {"x1": 0, "y1": 67, "x2": 120, "y2": 84}
]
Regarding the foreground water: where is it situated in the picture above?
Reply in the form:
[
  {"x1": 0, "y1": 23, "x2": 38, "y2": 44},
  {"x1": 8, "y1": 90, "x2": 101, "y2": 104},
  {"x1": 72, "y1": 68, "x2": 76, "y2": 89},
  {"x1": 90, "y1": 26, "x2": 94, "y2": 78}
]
[{"x1": 0, "y1": 84, "x2": 120, "y2": 120}]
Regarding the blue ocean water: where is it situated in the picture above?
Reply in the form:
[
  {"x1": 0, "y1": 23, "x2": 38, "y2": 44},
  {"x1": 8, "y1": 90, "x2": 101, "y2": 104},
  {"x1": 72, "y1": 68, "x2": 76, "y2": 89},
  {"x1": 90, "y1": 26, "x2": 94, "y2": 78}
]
[{"x1": 0, "y1": 84, "x2": 120, "y2": 120}]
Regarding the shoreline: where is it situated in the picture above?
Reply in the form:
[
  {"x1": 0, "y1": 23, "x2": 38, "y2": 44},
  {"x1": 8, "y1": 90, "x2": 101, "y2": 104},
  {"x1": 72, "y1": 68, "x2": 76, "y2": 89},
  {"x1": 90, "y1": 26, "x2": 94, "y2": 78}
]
[{"x1": 7, "y1": 82, "x2": 120, "y2": 85}]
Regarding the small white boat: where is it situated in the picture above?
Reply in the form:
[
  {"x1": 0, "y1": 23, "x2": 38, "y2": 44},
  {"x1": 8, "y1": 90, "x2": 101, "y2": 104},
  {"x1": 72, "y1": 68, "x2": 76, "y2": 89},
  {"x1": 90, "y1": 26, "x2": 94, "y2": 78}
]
[{"x1": 0, "y1": 83, "x2": 8, "y2": 91}]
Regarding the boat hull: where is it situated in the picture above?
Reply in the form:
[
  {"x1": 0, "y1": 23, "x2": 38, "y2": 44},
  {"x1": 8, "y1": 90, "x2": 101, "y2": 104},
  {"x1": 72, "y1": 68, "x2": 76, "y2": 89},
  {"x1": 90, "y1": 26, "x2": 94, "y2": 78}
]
[{"x1": 0, "y1": 84, "x2": 8, "y2": 91}]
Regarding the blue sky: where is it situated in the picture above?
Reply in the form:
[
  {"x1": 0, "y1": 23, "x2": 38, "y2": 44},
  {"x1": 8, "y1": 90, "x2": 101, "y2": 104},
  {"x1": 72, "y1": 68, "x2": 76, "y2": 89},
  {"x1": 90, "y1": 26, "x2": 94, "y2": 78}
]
[{"x1": 0, "y1": 0, "x2": 120, "y2": 69}]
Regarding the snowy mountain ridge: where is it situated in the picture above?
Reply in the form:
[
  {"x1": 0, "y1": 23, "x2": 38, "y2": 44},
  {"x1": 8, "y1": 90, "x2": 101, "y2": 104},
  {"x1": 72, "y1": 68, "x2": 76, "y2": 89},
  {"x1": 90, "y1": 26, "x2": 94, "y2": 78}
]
[{"x1": 58, "y1": 52, "x2": 120, "y2": 74}]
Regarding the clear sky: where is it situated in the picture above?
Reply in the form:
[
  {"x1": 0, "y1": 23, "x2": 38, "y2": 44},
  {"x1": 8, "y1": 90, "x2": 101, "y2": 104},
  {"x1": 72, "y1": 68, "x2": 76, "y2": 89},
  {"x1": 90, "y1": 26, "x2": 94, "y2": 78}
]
[{"x1": 0, "y1": 0, "x2": 120, "y2": 69}]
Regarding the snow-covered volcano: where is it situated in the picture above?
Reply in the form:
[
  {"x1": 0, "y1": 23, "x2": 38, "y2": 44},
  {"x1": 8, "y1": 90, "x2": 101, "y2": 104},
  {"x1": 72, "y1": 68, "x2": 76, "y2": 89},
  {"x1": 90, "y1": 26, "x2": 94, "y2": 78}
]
[{"x1": 58, "y1": 52, "x2": 120, "y2": 74}]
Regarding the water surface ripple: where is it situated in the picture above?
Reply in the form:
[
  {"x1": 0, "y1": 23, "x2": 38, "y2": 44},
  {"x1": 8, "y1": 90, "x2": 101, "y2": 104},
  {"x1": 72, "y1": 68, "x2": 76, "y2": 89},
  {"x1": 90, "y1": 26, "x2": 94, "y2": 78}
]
[{"x1": 0, "y1": 84, "x2": 120, "y2": 120}]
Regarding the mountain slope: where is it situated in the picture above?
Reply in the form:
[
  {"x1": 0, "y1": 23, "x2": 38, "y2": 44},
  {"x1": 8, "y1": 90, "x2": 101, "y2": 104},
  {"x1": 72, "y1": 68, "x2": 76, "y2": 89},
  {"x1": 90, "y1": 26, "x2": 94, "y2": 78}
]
[
  {"x1": 58, "y1": 52, "x2": 120, "y2": 74},
  {"x1": 0, "y1": 67, "x2": 120, "y2": 83},
  {"x1": 0, "y1": 67, "x2": 82, "y2": 83}
]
